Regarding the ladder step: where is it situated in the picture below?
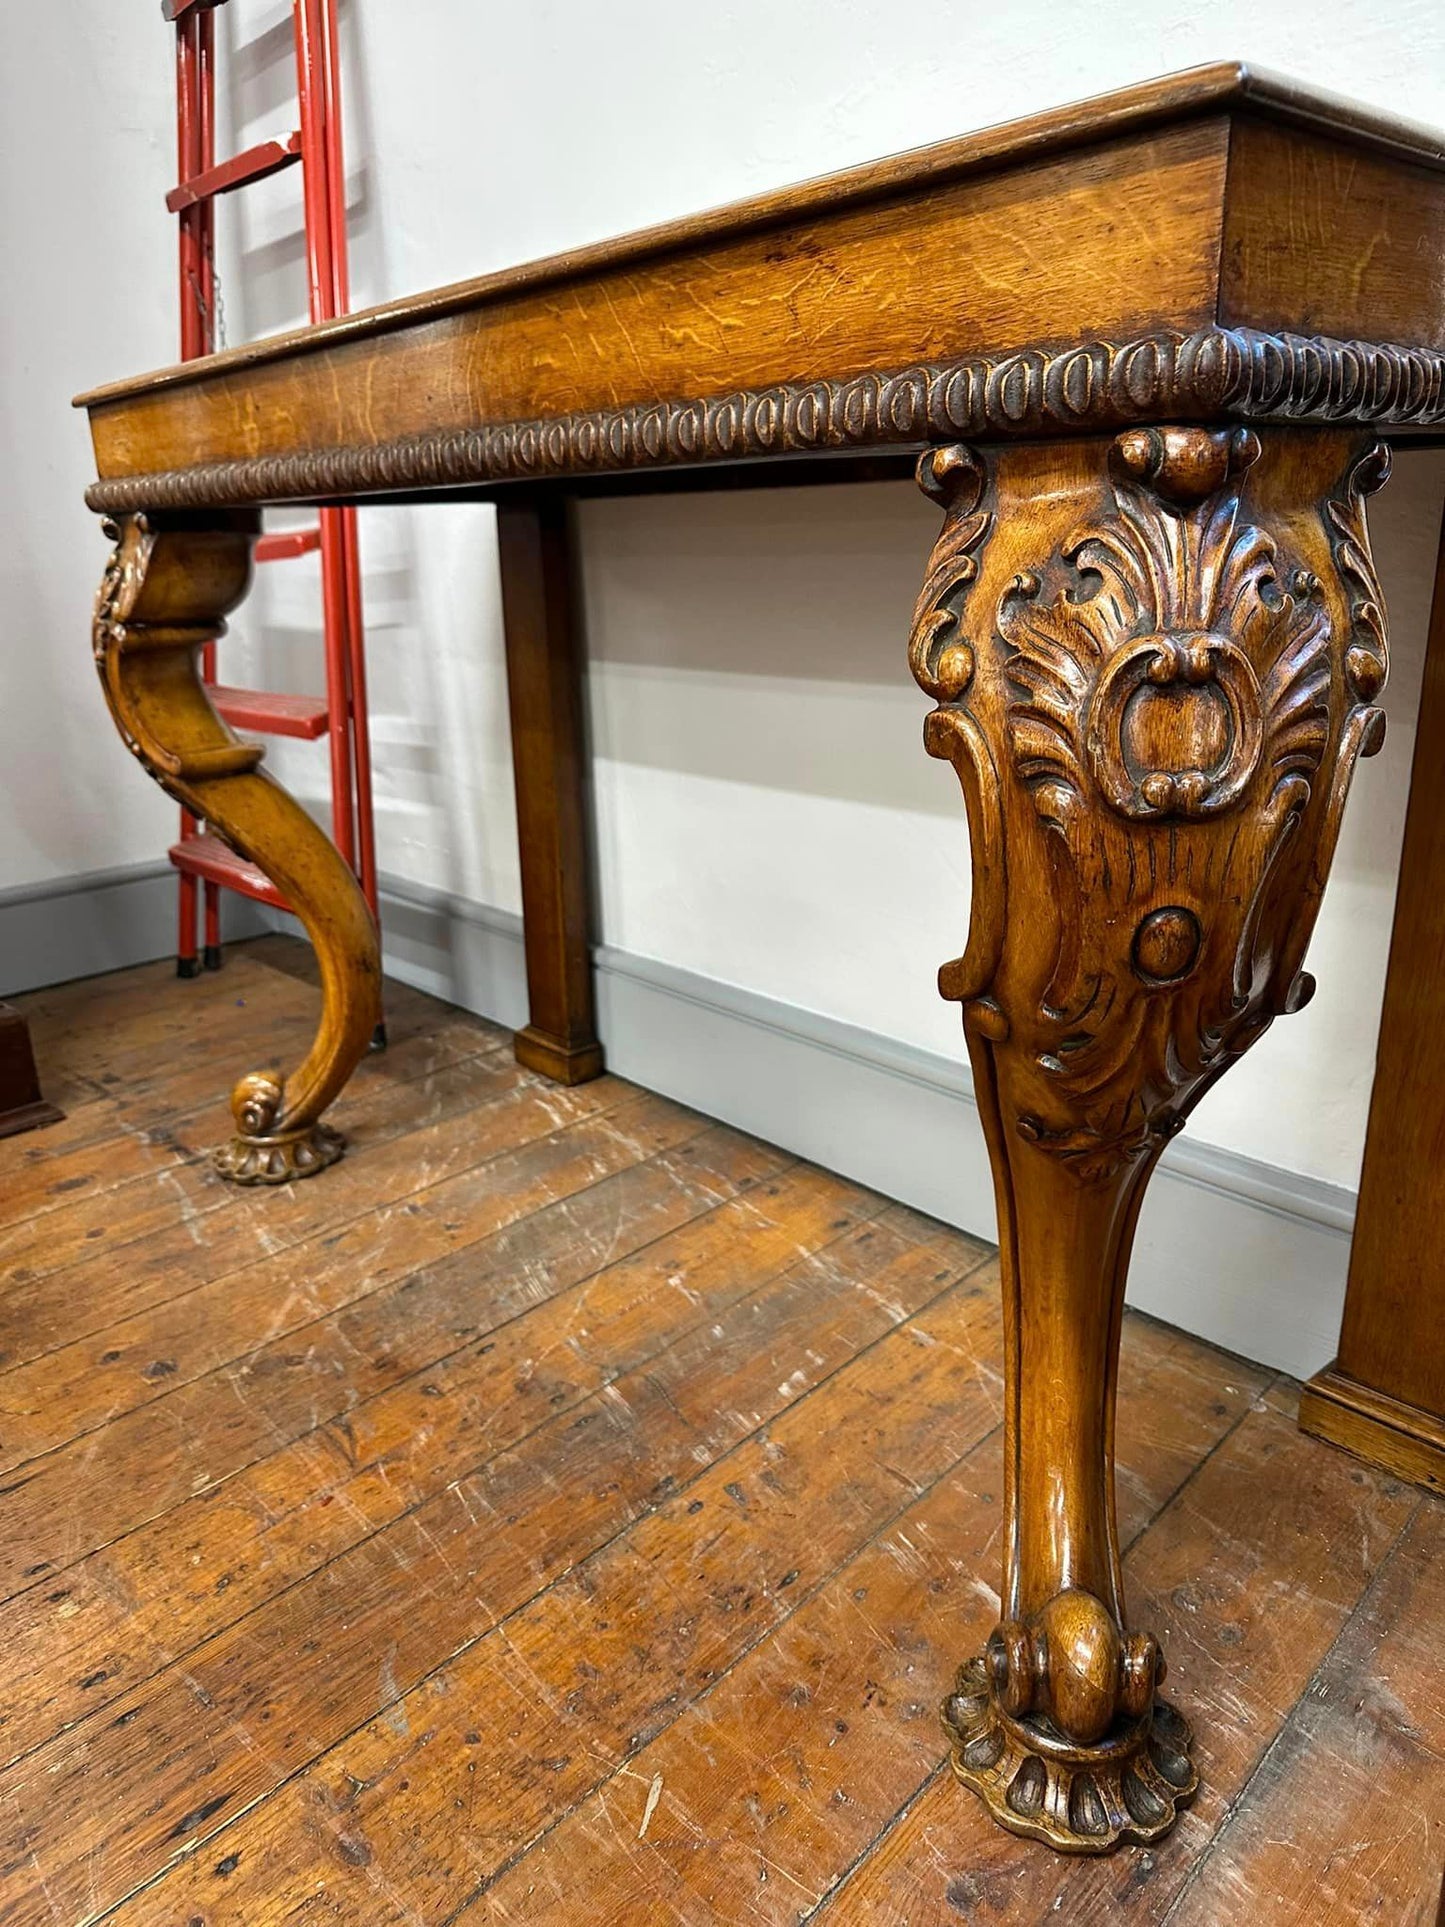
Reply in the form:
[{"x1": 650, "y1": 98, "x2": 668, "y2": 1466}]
[
  {"x1": 166, "y1": 132, "x2": 302, "y2": 212},
  {"x1": 255, "y1": 527, "x2": 322, "y2": 562},
  {"x1": 206, "y1": 685, "x2": 330, "y2": 739},
  {"x1": 170, "y1": 835, "x2": 290, "y2": 913},
  {"x1": 162, "y1": 1, "x2": 229, "y2": 18}
]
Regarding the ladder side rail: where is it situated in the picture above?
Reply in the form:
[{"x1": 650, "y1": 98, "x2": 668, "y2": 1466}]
[
  {"x1": 174, "y1": 8, "x2": 205, "y2": 972},
  {"x1": 340, "y1": 506, "x2": 377, "y2": 918},
  {"x1": 318, "y1": 0, "x2": 349, "y2": 314},
  {"x1": 316, "y1": 0, "x2": 378, "y2": 921},
  {"x1": 295, "y1": 0, "x2": 358, "y2": 873},
  {"x1": 196, "y1": 4, "x2": 223, "y2": 965}
]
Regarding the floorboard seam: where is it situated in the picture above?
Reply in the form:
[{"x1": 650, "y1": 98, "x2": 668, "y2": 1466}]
[
  {"x1": 0, "y1": 1083, "x2": 699, "y2": 1505},
  {"x1": 92, "y1": 1249, "x2": 999, "y2": 1925},
  {"x1": 1155, "y1": 1489, "x2": 1427, "y2": 1927},
  {"x1": 0, "y1": 1026, "x2": 515, "y2": 1237},
  {"x1": 438, "y1": 1411, "x2": 1011, "y2": 1927},
  {"x1": 794, "y1": 1371, "x2": 1280, "y2": 1919},
  {"x1": 2, "y1": 1156, "x2": 924, "y2": 1778},
  {"x1": 0, "y1": 1126, "x2": 806, "y2": 1670},
  {"x1": 0, "y1": 1036, "x2": 587, "y2": 1367}
]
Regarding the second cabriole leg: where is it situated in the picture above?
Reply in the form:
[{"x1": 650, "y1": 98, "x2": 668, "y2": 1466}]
[
  {"x1": 93, "y1": 512, "x2": 382, "y2": 1183},
  {"x1": 909, "y1": 425, "x2": 1391, "y2": 1851}
]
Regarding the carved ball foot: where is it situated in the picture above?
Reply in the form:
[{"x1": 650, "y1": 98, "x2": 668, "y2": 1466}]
[
  {"x1": 941, "y1": 1656, "x2": 1197, "y2": 1854},
  {"x1": 213, "y1": 1120, "x2": 346, "y2": 1186}
]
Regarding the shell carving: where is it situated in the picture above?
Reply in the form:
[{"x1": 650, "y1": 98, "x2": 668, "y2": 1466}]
[
  {"x1": 910, "y1": 426, "x2": 1391, "y2": 1182},
  {"x1": 1001, "y1": 428, "x2": 1330, "y2": 832},
  {"x1": 990, "y1": 429, "x2": 1361, "y2": 1173}
]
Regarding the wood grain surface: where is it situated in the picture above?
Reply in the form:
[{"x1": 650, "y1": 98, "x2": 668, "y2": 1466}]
[
  {"x1": 78, "y1": 63, "x2": 1445, "y2": 511},
  {"x1": 86, "y1": 120, "x2": 1229, "y2": 481},
  {"x1": 77, "y1": 60, "x2": 1445, "y2": 415}
]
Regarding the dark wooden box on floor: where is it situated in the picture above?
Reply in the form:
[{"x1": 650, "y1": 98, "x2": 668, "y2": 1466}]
[
  {"x1": 74, "y1": 61, "x2": 1445, "y2": 1854},
  {"x1": 0, "y1": 1005, "x2": 62, "y2": 1140}
]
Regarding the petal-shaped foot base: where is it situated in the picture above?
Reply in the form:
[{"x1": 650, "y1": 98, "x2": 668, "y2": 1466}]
[
  {"x1": 213, "y1": 1120, "x2": 346, "y2": 1186},
  {"x1": 942, "y1": 1655, "x2": 1198, "y2": 1854}
]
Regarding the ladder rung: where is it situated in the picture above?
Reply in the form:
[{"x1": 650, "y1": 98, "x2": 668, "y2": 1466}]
[
  {"x1": 255, "y1": 527, "x2": 322, "y2": 563},
  {"x1": 162, "y1": 1, "x2": 229, "y2": 18},
  {"x1": 206, "y1": 685, "x2": 330, "y2": 740},
  {"x1": 170, "y1": 834, "x2": 290, "y2": 913},
  {"x1": 166, "y1": 132, "x2": 302, "y2": 213}
]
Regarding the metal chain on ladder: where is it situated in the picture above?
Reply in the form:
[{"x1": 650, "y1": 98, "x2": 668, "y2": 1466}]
[{"x1": 187, "y1": 252, "x2": 227, "y2": 353}]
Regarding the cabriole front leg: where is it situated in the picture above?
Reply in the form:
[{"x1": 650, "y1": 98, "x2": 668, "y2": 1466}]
[
  {"x1": 909, "y1": 426, "x2": 1391, "y2": 1851},
  {"x1": 93, "y1": 512, "x2": 382, "y2": 1183}
]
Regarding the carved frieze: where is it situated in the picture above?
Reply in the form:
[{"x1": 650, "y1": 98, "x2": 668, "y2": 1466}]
[
  {"x1": 86, "y1": 327, "x2": 1443, "y2": 516},
  {"x1": 911, "y1": 425, "x2": 1390, "y2": 1181}
]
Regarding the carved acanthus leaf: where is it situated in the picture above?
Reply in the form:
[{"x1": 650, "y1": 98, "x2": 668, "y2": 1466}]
[
  {"x1": 909, "y1": 446, "x2": 992, "y2": 702},
  {"x1": 1326, "y1": 443, "x2": 1392, "y2": 720}
]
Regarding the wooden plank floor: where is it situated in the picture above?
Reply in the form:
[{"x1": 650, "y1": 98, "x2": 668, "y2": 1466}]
[{"x1": 0, "y1": 935, "x2": 1439, "y2": 1925}]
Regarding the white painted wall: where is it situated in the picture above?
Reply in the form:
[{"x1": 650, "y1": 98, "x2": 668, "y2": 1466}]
[
  {"x1": 7, "y1": 4, "x2": 1444, "y2": 1222},
  {"x1": 0, "y1": 16, "x2": 180, "y2": 888}
]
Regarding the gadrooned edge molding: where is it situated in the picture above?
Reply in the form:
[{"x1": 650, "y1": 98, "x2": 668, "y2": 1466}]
[{"x1": 86, "y1": 327, "x2": 1445, "y2": 514}]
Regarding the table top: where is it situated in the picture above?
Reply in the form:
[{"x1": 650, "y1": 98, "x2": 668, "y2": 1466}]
[{"x1": 80, "y1": 61, "x2": 1445, "y2": 516}]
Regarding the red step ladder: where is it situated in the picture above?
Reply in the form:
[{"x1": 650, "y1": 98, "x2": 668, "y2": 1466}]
[{"x1": 165, "y1": 0, "x2": 380, "y2": 992}]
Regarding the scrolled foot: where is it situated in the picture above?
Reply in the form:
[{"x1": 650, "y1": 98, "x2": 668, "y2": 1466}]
[
  {"x1": 212, "y1": 1069, "x2": 346, "y2": 1184},
  {"x1": 942, "y1": 1654, "x2": 1197, "y2": 1854},
  {"x1": 214, "y1": 1119, "x2": 346, "y2": 1185}
]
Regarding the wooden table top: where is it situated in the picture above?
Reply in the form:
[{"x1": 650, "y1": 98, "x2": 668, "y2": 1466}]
[{"x1": 79, "y1": 60, "x2": 1445, "y2": 515}]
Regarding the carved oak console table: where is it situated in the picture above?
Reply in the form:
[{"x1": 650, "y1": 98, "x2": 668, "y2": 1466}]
[{"x1": 77, "y1": 64, "x2": 1445, "y2": 1853}]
